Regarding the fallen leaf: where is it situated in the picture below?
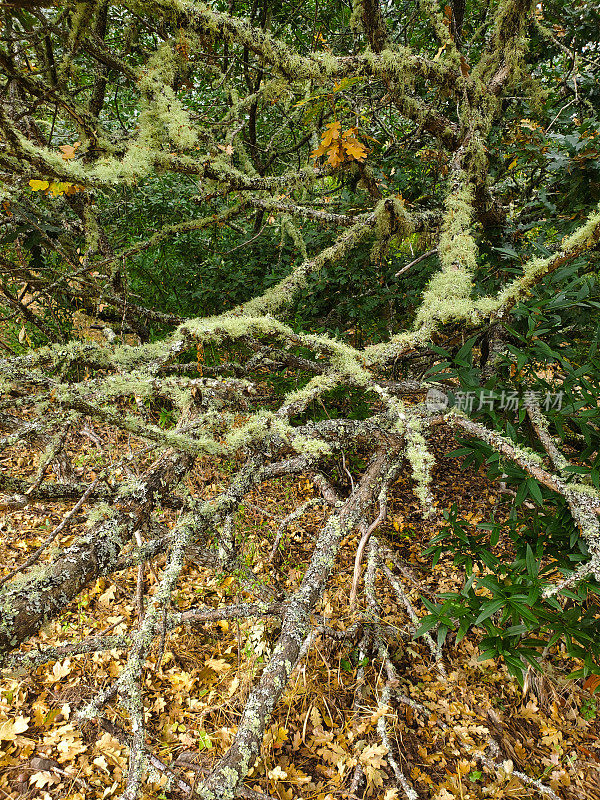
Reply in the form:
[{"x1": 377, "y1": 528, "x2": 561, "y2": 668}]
[
  {"x1": 267, "y1": 765, "x2": 288, "y2": 781},
  {"x1": 0, "y1": 716, "x2": 29, "y2": 741},
  {"x1": 29, "y1": 179, "x2": 49, "y2": 191}
]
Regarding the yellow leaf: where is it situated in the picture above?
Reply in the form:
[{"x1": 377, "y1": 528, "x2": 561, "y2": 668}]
[
  {"x1": 48, "y1": 181, "x2": 71, "y2": 197},
  {"x1": 18, "y1": 324, "x2": 27, "y2": 344},
  {"x1": 95, "y1": 732, "x2": 123, "y2": 759},
  {"x1": 342, "y1": 137, "x2": 368, "y2": 161},
  {"x1": 0, "y1": 715, "x2": 29, "y2": 741},
  {"x1": 319, "y1": 120, "x2": 341, "y2": 149},
  {"x1": 508, "y1": 157, "x2": 518, "y2": 170},
  {"x1": 205, "y1": 657, "x2": 230, "y2": 673},
  {"x1": 98, "y1": 585, "x2": 116, "y2": 607},
  {"x1": 29, "y1": 179, "x2": 49, "y2": 191},
  {"x1": 359, "y1": 742, "x2": 387, "y2": 769},
  {"x1": 51, "y1": 658, "x2": 72, "y2": 680},
  {"x1": 312, "y1": 122, "x2": 345, "y2": 160},
  {"x1": 93, "y1": 755, "x2": 110, "y2": 772},
  {"x1": 16, "y1": 716, "x2": 31, "y2": 735},
  {"x1": 273, "y1": 726, "x2": 288, "y2": 748},
  {"x1": 309, "y1": 706, "x2": 322, "y2": 727},
  {"x1": 30, "y1": 771, "x2": 58, "y2": 789}
]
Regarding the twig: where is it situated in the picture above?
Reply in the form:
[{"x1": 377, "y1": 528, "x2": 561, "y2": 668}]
[
  {"x1": 375, "y1": 635, "x2": 419, "y2": 800},
  {"x1": 97, "y1": 717, "x2": 192, "y2": 795},
  {"x1": 0, "y1": 480, "x2": 98, "y2": 588},
  {"x1": 268, "y1": 497, "x2": 325, "y2": 562},
  {"x1": 384, "y1": 649, "x2": 561, "y2": 800},
  {"x1": 349, "y1": 512, "x2": 385, "y2": 607},
  {"x1": 25, "y1": 419, "x2": 73, "y2": 494},
  {"x1": 394, "y1": 248, "x2": 437, "y2": 278},
  {"x1": 347, "y1": 630, "x2": 372, "y2": 799},
  {"x1": 380, "y1": 559, "x2": 447, "y2": 676},
  {"x1": 350, "y1": 457, "x2": 404, "y2": 606}
]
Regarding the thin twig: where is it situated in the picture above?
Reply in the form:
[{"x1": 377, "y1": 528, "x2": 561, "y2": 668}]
[
  {"x1": 394, "y1": 248, "x2": 437, "y2": 277},
  {"x1": 0, "y1": 480, "x2": 98, "y2": 588}
]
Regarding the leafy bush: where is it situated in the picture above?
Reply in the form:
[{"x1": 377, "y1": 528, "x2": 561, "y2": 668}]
[{"x1": 417, "y1": 506, "x2": 600, "y2": 683}]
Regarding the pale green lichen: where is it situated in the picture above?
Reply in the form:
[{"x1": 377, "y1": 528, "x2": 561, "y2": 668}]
[
  {"x1": 487, "y1": 207, "x2": 600, "y2": 315},
  {"x1": 413, "y1": 182, "x2": 477, "y2": 328},
  {"x1": 371, "y1": 196, "x2": 414, "y2": 262},
  {"x1": 282, "y1": 217, "x2": 308, "y2": 261},
  {"x1": 405, "y1": 416, "x2": 435, "y2": 514}
]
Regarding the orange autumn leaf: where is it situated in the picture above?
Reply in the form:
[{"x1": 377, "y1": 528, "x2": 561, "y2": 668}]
[
  {"x1": 311, "y1": 120, "x2": 341, "y2": 159},
  {"x1": 312, "y1": 121, "x2": 368, "y2": 167},
  {"x1": 582, "y1": 674, "x2": 600, "y2": 693},
  {"x1": 59, "y1": 141, "x2": 80, "y2": 160},
  {"x1": 341, "y1": 131, "x2": 368, "y2": 161},
  {"x1": 327, "y1": 146, "x2": 344, "y2": 168}
]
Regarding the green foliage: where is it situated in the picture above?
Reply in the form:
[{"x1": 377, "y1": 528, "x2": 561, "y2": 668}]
[
  {"x1": 420, "y1": 239, "x2": 600, "y2": 680},
  {"x1": 416, "y1": 506, "x2": 600, "y2": 684},
  {"x1": 581, "y1": 697, "x2": 598, "y2": 720}
]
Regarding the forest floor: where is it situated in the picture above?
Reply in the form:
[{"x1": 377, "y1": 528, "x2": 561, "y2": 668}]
[{"x1": 1, "y1": 405, "x2": 600, "y2": 800}]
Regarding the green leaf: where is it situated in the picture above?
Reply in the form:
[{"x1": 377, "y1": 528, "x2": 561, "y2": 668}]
[
  {"x1": 478, "y1": 649, "x2": 498, "y2": 662},
  {"x1": 490, "y1": 525, "x2": 501, "y2": 547},
  {"x1": 456, "y1": 335, "x2": 478, "y2": 365},
  {"x1": 515, "y1": 481, "x2": 528, "y2": 506},
  {"x1": 509, "y1": 602, "x2": 539, "y2": 624},
  {"x1": 528, "y1": 478, "x2": 543, "y2": 505},
  {"x1": 474, "y1": 599, "x2": 506, "y2": 627},
  {"x1": 414, "y1": 615, "x2": 438, "y2": 639},
  {"x1": 437, "y1": 624, "x2": 450, "y2": 648},
  {"x1": 526, "y1": 544, "x2": 539, "y2": 578}
]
